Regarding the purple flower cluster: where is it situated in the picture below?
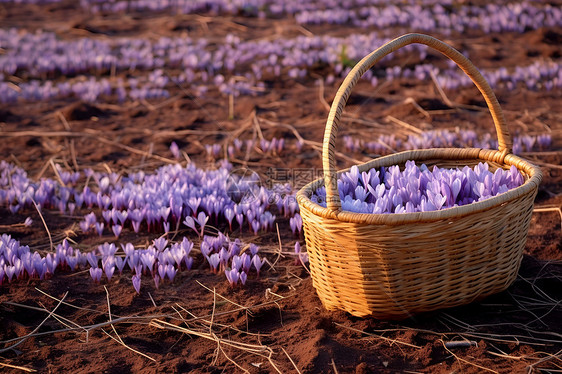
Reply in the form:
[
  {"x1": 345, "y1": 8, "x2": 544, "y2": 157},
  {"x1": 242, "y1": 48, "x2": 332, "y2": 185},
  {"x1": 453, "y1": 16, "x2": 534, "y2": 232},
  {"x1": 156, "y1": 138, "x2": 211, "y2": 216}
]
[
  {"x1": 0, "y1": 235, "x2": 73, "y2": 283},
  {"x1": 14, "y1": 0, "x2": 557, "y2": 38},
  {"x1": 43, "y1": 0, "x2": 457, "y2": 15},
  {"x1": 0, "y1": 159, "x2": 294, "y2": 238},
  {"x1": 343, "y1": 130, "x2": 552, "y2": 156},
  {"x1": 0, "y1": 228, "x2": 266, "y2": 291},
  {"x1": 88, "y1": 238, "x2": 196, "y2": 292},
  {"x1": 3, "y1": 16, "x2": 559, "y2": 104},
  {"x1": 199, "y1": 233, "x2": 264, "y2": 287},
  {"x1": 0, "y1": 156, "x2": 302, "y2": 256},
  {"x1": 295, "y1": 2, "x2": 561, "y2": 33},
  {"x1": 311, "y1": 161, "x2": 524, "y2": 214}
]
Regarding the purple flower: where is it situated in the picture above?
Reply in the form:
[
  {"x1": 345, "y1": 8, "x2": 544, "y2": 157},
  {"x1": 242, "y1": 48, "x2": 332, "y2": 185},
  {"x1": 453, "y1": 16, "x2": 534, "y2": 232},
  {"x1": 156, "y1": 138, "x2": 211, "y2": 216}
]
[
  {"x1": 102, "y1": 210, "x2": 113, "y2": 224},
  {"x1": 184, "y1": 257, "x2": 193, "y2": 270},
  {"x1": 294, "y1": 241, "x2": 302, "y2": 265},
  {"x1": 66, "y1": 256, "x2": 79, "y2": 271},
  {"x1": 224, "y1": 208, "x2": 234, "y2": 229},
  {"x1": 122, "y1": 243, "x2": 135, "y2": 257},
  {"x1": 157, "y1": 263, "x2": 166, "y2": 280},
  {"x1": 112, "y1": 224, "x2": 122, "y2": 238},
  {"x1": 87, "y1": 252, "x2": 99, "y2": 268},
  {"x1": 153, "y1": 237, "x2": 168, "y2": 252},
  {"x1": 180, "y1": 237, "x2": 193, "y2": 256},
  {"x1": 141, "y1": 252, "x2": 155, "y2": 274},
  {"x1": 236, "y1": 213, "x2": 244, "y2": 229},
  {"x1": 113, "y1": 256, "x2": 125, "y2": 274},
  {"x1": 251, "y1": 220, "x2": 260, "y2": 235},
  {"x1": 153, "y1": 274, "x2": 161, "y2": 289},
  {"x1": 208, "y1": 253, "x2": 220, "y2": 273},
  {"x1": 183, "y1": 212, "x2": 208, "y2": 237},
  {"x1": 240, "y1": 253, "x2": 252, "y2": 273},
  {"x1": 201, "y1": 241, "x2": 212, "y2": 257},
  {"x1": 225, "y1": 268, "x2": 239, "y2": 287},
  {"x1": 45, "y1": 254, "x2": 57, "y2": 274},
  {"x1": 95, "y1": 222, "x2": 104, "y2": 236},
  {"x1": 239, "y1": 271, "x2": 247, "y2": 285},
  {"x1": 104, "y1": 261, "x2": 115, "y2": 282},
  {"x1": 252, "y1": 255, "x2": 263, "y2": 275},
  {"x1": 170, "y1": 142, "x2": 181, "y2": 159},
  {"x1": 289, "y1": 214, "x2": 302, "y2": 234},
  {"x1": 165, "y1": 264, "x2": 177, "y2": 281},
  {"x1": 132, "y1": 274, "x2": 141, "y2": 294},
  {"x1": 90, "y1": 267, "x2": 103, "y2": 283},
  {"x1": 231, "y1": 255, "x2": 242, "y2": 271},
  {"x1": 249, "y1": 243, "x2": 259, "y2": 256}
]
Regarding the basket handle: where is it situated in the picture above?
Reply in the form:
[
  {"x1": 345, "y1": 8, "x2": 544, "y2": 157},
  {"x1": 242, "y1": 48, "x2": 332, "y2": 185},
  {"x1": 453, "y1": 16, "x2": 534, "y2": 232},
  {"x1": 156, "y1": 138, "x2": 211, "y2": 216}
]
[{"x1": 323, "y1": 33, "x2": 512, "y2": 212}]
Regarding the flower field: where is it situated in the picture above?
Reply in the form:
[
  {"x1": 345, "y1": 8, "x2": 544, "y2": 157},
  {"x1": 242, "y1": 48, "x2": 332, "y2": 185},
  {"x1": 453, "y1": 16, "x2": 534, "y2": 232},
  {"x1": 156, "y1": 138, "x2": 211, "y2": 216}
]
[{"x1": 1, "y1": 0, "x2": 561, "y2": 372}]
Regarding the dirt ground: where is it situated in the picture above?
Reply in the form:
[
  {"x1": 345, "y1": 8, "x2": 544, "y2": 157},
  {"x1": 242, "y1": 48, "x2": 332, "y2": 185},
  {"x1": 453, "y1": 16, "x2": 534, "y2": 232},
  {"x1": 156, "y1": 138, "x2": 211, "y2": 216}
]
[{"x1": 1, "y1": 2, "x2": 561, "y2": 373}]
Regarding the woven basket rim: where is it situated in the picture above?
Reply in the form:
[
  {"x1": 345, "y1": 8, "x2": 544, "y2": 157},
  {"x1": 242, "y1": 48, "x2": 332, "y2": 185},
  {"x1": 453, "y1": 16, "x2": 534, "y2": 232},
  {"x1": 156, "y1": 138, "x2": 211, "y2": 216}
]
[{"x1": 297, "y1": 147, "x2": 542, "y2": 225}]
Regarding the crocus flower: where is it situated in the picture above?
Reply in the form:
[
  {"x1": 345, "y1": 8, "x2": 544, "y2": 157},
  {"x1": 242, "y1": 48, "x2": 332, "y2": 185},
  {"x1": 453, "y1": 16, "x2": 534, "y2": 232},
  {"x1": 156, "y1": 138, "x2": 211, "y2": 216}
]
[
  {"x1": 112, "y1": 224, "x2": 122, "y2": 238},
  {"x1": 165, "y1": 264, "x2": 177, "y2": 281},
  {"x1": 90, "y1": 267, "x2": 103, "y2": 283},
  {"x1": 208, "y1": 253, "x2": 220, "y2": 273},
  {"x1": 95, "y1": 222, "x2": 104, "y2": 236},
  {"x1": 239, "y1": 271, "x2": 247, "y2": 285},
  {"x1": 87, "y1": 252, "x2": 99, "y2": 268},
  {"x1": 240, "y1": 253, "x2": 252, "y2": 273},
  {"x1": 170, "y1": 142, "x2": 181, "y2": 159},
  {"x1": 294, "y1": 241, "x2": 302, "y2": 265},
  {"x1": 153, "y1": 274, "x2": 160, "y2": 289},
  {"x1": 115, "y1": 256, "x2": 127, "y2": 274},
  {"x1": 153, "y1": 237, "x2": 168, "y2": 252},
  {"x1": 252, "y1": 255, "x2": 263, "y2": 275},
  {"x1": 245, "y1": 244, "x2": 257, "y2": 257},
  {"x1": 225, "y1": 268, "x2": 239, "y2": 287},
  {"x1": 132, "y1": 274, "x2": 141, "y2": 294}
]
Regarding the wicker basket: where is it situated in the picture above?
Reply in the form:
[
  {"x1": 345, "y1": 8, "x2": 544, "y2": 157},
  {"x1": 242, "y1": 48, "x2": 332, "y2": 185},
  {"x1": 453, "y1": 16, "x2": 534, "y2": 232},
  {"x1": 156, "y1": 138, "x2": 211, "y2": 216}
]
[{"x1": 296, "y1": 33, "x2": 542, "y2": 319}]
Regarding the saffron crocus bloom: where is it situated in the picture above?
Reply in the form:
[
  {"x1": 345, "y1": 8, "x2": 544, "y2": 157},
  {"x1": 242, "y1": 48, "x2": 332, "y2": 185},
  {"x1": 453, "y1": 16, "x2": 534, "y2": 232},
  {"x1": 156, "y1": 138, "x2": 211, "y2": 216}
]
[
  {"x1": 180, "y1": 237, "x2": 194, "y2": 255},
  {"x1": 208, "y1": 253, "x2": 220, "y2": 273},
  {"x1": 153, "y1": 274, "x2": 160, "y2": 289},
  {"x1": 157, "y1": 263, "x2": 166, "y2": 280},
  {"x1": 200, "y1": 242, "x2": 212, "y2": 257},
  {"x1": 90, "y1": 267, "x2": 103, "y2": 283},
  {"x1": 225, "y1": 268, "x2": 239, "y2": 287},
  {"x1": 104, "y1": 261, "x2": 115, "y2": 282},
  {"x1": 170, "y1": 142, "x2": 181, "y2": 159},
  {"x1": 132, "y1": 274, "x2": 141, "y2": 294},
  {"x1": 240, "y1": 253, "x2": 252, "y2": 273},
  {"x1": 140, "y1": 252, "x2": 155, "y2": 274},
  {"x1": 231, "y1": 255, "x2": 242, "y2": 271},
  {"x1": 111, "y1": 255, "x2": 123, "y2": 272},
  {"x1": 153, "y1": 237, "x2": 168, "y2": 252},
  {"x1": 239, "y1": 271, "x2": 247, "y2": 285},
  {"x1": 112, "y1": 225, "x2": 122, "y2": 238},
  {"x1": 294, "y1": 242, "x2": 302, "y2": 265},
  {"x1": 252, "y1": 255, "x2": 263, "y2": 275},
  {"x1": 249, "y1": 243, "x2": 259, "y2": 256},
  {"x1": 184, "y1": 212, "x2": 209, "y2": 237},
  {"x1": 165, "y1": 264, "x2": 177, "y2": 282},
  {"x1": 95, "y1": 222, "x2": 104, "y2": 237},
  {"x1": 182, "y1": 255, "x2": 192, "y2": 269}
]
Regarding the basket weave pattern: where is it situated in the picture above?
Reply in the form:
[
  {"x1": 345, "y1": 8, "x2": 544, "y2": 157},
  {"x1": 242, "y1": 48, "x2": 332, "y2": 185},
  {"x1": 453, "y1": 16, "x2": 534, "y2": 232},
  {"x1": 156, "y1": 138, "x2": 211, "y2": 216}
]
[{"x1": 296, "y1": 34, "x2": 542, "y2": 319}]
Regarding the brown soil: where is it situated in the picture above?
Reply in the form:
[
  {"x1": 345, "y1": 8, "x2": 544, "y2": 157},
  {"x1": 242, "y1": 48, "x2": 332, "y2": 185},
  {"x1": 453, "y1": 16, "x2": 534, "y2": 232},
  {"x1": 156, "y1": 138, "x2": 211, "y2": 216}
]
[{"x1": 1, "y1": 2, "x2": 562, "y2": 373}]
